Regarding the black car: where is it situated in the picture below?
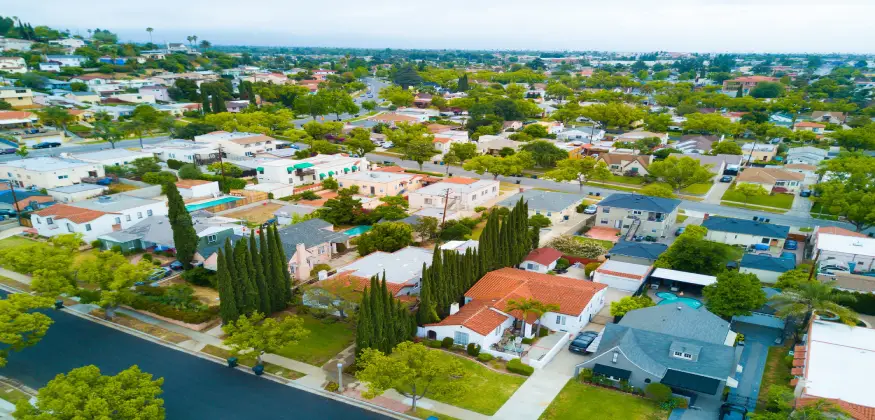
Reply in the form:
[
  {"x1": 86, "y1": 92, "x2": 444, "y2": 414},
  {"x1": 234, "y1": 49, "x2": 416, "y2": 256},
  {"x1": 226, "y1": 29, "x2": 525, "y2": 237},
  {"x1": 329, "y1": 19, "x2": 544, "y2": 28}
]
[
  {"x1": 568, "y1": 331, "x2": 599, "y2": 354},
  {"x1": 33, "y1": 142, "x2": 61, "y2": 149},
  {"x1": 720, "y1": 175, "x2": 733, "y2": 183}
]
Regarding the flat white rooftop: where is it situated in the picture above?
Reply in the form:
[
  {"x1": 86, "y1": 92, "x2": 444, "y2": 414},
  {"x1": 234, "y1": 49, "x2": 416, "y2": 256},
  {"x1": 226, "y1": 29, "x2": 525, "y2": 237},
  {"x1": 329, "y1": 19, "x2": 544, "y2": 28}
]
[
  {"x1": 339, "y1": 246, "x2": 433, "y2": 285},
  {"x1": 816, "y1": 233, "x2": 875, "y2": 258},
  {"x1": 650, "y1": 268, "x2": 718, "y2": 287},
  {"x1": 597, "y1": 260, "x2": 652, "y2": 278},
  {"x1": 804, "y1": 320, "x2": 875, "y2": 407},
  {"x1": 1, "y1": 157, "x2": 95, "y2": 172},
  {"x1": 336, "y1": 171, "x2": 413, "y2": 183}
]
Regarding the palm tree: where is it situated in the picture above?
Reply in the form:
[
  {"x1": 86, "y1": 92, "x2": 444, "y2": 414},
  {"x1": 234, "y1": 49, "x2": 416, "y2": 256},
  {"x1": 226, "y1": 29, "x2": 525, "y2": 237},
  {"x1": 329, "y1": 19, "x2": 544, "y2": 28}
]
[
  {"x1": 769, "y1": 281, "x2": 858, "y2": 327},
  {"x1": 191, "y1": 35, "x2": 198, "y2": 50},
  {"x1": 505, "y1": 298, "x2": 539, "y2": 338},
  {"x1": 531, "y1": 301, "x2": 560, "y2": 337},
  {"x1": 199, "y1": 40, "x2": 211, "y2": 51},
  {"x1": 93, "y1": 121, "x2": 122, "y2": 149},
  {"x1": 186, "y1": 35, "x2": 193, "y2": 48},
  {"x1": 124, "y1": 119, "x2": 147, "y2": 149},
  {"x1": 146, "y1": 27, "x2": 154, "y2": 45}
]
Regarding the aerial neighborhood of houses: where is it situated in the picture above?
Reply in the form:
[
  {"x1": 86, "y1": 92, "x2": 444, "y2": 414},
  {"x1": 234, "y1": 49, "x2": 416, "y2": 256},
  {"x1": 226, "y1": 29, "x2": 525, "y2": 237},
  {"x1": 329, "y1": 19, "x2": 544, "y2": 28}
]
[{"x1": 1, "y1": 13, "x2": 875, "y2": 420}]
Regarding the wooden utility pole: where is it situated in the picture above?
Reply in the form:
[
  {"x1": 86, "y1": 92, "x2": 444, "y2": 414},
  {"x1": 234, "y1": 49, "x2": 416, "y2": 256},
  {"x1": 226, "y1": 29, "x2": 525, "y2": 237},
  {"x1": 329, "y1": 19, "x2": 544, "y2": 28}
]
[
  {"x1": 217, "y1": 144, "x2": 226, "y2": 178},
  {"x1": 6, "y1": 181, "x2": 22, "y2": 226},
  {"x1": 440, "y1": 188, "x2": 452, "y2": 225}
]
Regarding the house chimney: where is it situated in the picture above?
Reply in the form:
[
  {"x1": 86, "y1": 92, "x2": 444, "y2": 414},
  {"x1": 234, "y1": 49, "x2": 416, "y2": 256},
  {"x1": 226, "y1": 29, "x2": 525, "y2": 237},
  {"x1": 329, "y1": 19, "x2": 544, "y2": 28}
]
[{"x1": 449, "y1": 302, "x2": 460, "y2": 316}]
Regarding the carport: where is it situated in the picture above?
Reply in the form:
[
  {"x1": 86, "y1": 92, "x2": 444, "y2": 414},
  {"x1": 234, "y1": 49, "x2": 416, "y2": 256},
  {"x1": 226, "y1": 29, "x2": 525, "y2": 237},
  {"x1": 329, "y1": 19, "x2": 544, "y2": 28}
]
[{"x1": 648, "y1": 268, "x2": 717, "y2": 294}]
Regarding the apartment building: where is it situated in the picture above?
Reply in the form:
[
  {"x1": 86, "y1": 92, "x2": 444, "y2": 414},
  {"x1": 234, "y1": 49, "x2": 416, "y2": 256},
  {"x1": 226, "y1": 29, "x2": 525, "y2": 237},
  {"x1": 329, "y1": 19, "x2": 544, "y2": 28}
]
[
  {"x1": 32, "y1": 193, "x2": 167, "y2": 241},
  {"x1": 256, "y1": 154, "x2": 368, "y2": 187},
  {"x1": 0, "y1": 86, "x2": 34, "y2": 107},
  {"x1": 0, "y1": 157, "x2": 104, "y2": 189},
  {"x1": 194, "y1": 131, "x2": 276, "y2": 157},
  {"x1": 408, "y1": 177, "x2": 499, "y2": 211}
]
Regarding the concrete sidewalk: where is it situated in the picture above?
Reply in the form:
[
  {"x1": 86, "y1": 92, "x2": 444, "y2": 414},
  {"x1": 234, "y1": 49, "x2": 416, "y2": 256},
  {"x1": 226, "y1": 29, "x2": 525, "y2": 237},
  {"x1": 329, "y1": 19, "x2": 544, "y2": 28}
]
[{"x1": 492, "y1": 369, "x2": 570, "y2": 420}]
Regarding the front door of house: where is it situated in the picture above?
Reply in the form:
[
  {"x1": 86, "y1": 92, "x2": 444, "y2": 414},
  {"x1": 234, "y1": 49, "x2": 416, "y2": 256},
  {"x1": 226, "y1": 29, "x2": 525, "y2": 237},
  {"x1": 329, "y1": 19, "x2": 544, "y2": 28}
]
[{"x1": 614, "y1": 220, "x2": 622, "y2": 228}]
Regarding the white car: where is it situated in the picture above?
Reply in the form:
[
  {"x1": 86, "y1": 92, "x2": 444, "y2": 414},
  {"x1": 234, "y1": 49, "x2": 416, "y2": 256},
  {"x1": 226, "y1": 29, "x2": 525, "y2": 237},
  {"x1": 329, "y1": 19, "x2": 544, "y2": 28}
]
[
  {"x1": 381, "y1": 142, "x2": 394, "y2": 148},
  {"x1": 583, "y1": 204, "x2": 598, "y2": 214}
]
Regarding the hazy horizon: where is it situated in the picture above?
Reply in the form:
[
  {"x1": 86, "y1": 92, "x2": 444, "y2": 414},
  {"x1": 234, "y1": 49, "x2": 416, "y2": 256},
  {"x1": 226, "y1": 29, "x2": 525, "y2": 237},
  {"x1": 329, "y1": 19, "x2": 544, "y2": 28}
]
[{"x1": 5, "y1": 0, "x2": 875, "y2": 54}]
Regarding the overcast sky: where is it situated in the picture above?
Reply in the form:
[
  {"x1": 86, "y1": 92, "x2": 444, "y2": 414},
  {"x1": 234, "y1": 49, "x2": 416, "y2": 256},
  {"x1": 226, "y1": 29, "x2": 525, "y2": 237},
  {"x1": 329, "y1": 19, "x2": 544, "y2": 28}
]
[{"x1": 6, "y1": 0, "x2": 874, "y2": 53}]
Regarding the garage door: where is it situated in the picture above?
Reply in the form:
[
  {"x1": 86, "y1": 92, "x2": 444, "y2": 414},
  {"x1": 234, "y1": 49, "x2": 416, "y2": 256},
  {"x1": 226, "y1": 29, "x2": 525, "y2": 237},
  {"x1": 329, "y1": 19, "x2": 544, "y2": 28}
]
[{"x1": 594, "y1": 274, "x2": 641, "y2": 292}]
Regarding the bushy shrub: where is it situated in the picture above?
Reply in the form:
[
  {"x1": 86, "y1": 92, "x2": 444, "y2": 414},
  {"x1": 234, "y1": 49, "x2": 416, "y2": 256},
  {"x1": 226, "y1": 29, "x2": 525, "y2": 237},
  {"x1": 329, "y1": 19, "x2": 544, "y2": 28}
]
[
  {"x1": 579, "y1": 368, "x2": 594, "y2": 383},
  {"x1": 466, "y1": 343, "x2": 481, "y2": 357},
  {"x1": 111, "y1": 245, "x2": 123, "y2": 254},
  {"x1": 90, "y1": 239, "x2": 102, "y2": 249},
  {"x1": 584, "y1": 262, "x2": 601, "y2": 277},
  {"x1": 521, "y1": 337, "x2": 534, "y2": 345},
  {"x1": 441, "y1": 337, "x2": 454, "y2": 349},
  {"x1": 128, "y1": 294, "x2": 219, "y2": 324},
  {"x1": 182, "y1": 266, "x2": 216, "y2": 287},
  {"x1": 660, "y1": 397, "x2": 688, "y2": 410},
  {"x1": 325, "y1": 382, "x2": 339, "y2": 392},
  {"x1": 477, "y1": 353, "x2": 494, "y2": 362},
  {"x1": 311, "y1": 264, "x2": 331, "y2": 275},
  {"x1": 166, "y1": 159, "x2": 184, "y2": 170},
  {"x1": 555, "y1": 258, "x2": 570, "y2": 270},
  {"x1": 178, "y1": 164, "x2": 202, "y2": 180},
  {"x1": 142, "y1": 253, "x2": 153, "y2": 262},
  {"x1": 546, "y1": 235, "x2": 606, "y2": 258},
  {"x1": 474, "y1": 206, "x2": 487, "y2": 213},
  {"x1": 424, "y1": 339, "x2": 442, "y2": 348},
  {"x1": 576, "y1": 203, "x2": 587, "y2": 213},
  {"x1": 645, "y1": 383, "x2": 672, "y2": 403},
  {"x1": 507, "y1": 358, "x2": 534, "y2": 376},
  {"x1": 539, "y1": 327, "x2": 550, "y2": 337},
  {"x1": 296, "y1": 191, "x2": 320, "y2": 200},
  {"x1": 77, "y1": 289, "x2": 102, "y2": 304}
]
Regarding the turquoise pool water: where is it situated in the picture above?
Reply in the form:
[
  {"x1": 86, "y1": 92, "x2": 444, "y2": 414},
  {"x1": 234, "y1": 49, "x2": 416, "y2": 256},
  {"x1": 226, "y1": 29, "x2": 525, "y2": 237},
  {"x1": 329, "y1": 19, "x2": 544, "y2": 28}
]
[
  {"x1": 343, "y1": 225, "x2": 372, "y2": 236},
  {"x1": 655, "y1": 291, "x2": 703, "y2": 309},
  {"x1": 185, "y1": 196, "x2": 242, "y2": 212}
]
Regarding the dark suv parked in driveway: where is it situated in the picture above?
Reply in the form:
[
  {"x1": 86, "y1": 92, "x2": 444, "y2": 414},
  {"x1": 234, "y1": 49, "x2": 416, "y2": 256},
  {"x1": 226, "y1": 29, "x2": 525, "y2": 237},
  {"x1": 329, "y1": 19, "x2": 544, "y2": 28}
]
[{"x1": 568, "y1": 331, "x2": 599, "y2": 354}]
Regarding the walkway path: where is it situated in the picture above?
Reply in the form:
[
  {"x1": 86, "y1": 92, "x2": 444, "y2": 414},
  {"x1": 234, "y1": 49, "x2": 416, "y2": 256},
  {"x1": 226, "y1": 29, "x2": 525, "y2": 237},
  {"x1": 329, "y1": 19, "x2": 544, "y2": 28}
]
[
  {"x1": 0, "y1": 267, "x2": 31, "y2": 285},
  {"x1": 493, "y1": 369, "x2": 571, "y2": 420}
]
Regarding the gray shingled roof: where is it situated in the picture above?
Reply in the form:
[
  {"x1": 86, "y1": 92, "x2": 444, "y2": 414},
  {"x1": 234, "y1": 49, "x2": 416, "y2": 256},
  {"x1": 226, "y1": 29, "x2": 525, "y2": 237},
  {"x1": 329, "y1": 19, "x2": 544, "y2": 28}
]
[
  {"x1": 497, "y1": 190, "x2": 582, "y2": 213},
  {"x1": 598, "y1": 193, "x2": 680, "y2": 213},
  {"x1": 741, "y1": 253, "x2": 795, "y2": 272},
  {"x1": 702, "y1": 217, "x2": 790, "y2": 239},
  {"x1": 619, "y1": 304, "x2": 730, "y2": 345},
  {"x1": 276, "y1": 218, "x2": 348, "y2": 257},
  {"x1": 608, "y1": 241, "x2": 668, "y2": 260}
]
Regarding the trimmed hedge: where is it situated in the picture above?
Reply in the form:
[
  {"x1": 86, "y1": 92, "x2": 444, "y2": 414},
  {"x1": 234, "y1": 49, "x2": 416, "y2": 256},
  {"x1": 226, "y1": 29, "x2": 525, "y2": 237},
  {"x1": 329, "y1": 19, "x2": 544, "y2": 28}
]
[
  {"x1": 128, "y1": 294, "x2": 219, "y2": 324},
  {"x1": 441, "y1": 337, "x2": 454, "y2": 349},
  {"x1": 167, "y1": 159, "x2": 185, "y2": 170},
  {"x1": 477, "y1": 353, "x2": 494, "y2": 362},
  {"x1": 507, "y1": 358, "x2": 534, "y2": 376},
  {"x1": 466, "y1": 343, "x2": 481, "y2": 357}
]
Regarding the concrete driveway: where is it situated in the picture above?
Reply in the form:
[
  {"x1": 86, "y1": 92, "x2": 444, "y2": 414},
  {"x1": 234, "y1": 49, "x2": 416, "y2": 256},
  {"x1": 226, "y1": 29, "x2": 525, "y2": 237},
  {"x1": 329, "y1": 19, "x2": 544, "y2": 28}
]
[{"x1": 704, "y1": 180, "x2": 732, "y2": 204}]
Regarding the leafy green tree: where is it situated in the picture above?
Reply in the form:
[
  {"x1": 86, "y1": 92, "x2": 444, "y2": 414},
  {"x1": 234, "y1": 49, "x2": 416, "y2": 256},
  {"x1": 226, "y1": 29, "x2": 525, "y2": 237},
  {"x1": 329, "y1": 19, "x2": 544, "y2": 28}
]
[
  {"x1": 294, "y1": 94, "x2": 328, "y2": 120},
  {"x1": 520, "y1": 140, "x2": 568, "y2": 168},
  {"x1": 207, "y1": 162, "x2": 243, "y2": 177},
  {"x1": 380, "y1": 85, "x2": 415, "y2": 106},
  {"x1": 712, "y1": 140, "x2": 743, "y2": 155},
  {"x1": 412, "y1": 216, "x2": 439, "y2": 241},
  {"x1": 580, "y1": 103, "x2": 646, "y2": 128},
  {"x1": 361, "y1": 100, "x2": 378, "y2": 111},
  {"x1": 356, "y1": 222, "x2": 414, "y2": 256},
  {"x1": 829, "y1": 125, "x2": 875, "y2": 152},
  {"x1": 703, "y1": 271, "x2": 767, "y2": 318},
  {"x1": 76, "y1": 251, "x2": 153, "y2": 318},
  {"x1": 655, "y1": 225, "x2": 725, "y2": 275},
  {"x1": 356, "y1": 342, "x2": 466, "y2": 412},
  {"x1": 37, "y1": 106, "x2": 76, "y2": 132},
  {"x1": 449, "y1": 142, "x2": 478, "y2": 163},
  {"x1": 0, "y1": 294, "x2": 54, "y2": 367},
  {"x1": 505, "y1": 298, "x2": 538, "y2": 337},
  {"x1": 545, "y1": 82, "x2": 574, "y2": 103},
  {"x1": 610, "y1": 296, "x2": 655, "y2": 317},
  {"x1": 750, "y1": 82, "x2": 785, "y2": 98},
  {"x1": 0, "y1": 100, "x2": 12, "y2": 110},
  {"x1": 385, "y1": 122, "x2": 432, "y2": 148},
  {"x1": 545, "y1": 156, "x2": 611, "y2": 191},
  {"x1": 14, "y1": 146, "x2": 28, "y2": 158},
  {"x1": 177, "y1": 163, "x2": 202, "y2": 179},
  {"x1": 130, "y1": 157, "x2": 161, "y2": 178},
  {"x1": 640, "y1": 184, "x2": 676, "y2": 198},
  {"x1": 322, "y1": 89, "x2": 359, "y2": 121},
  {"x1": 683, "y1": 113, "x2": 737, "y2": 135},
  {"x1": 166, "y1": 183, "x2": 198, "y2": 268},
  {"x1": 318, "y1": 187, "x2": 366, "y2": 225},
  {"x1": 775, "y1": 265, "x2": 812, "y2": 290},
  {"x1": 404, "y1": 137, "x2": 440, "y2": 170},
  {"x1": 14, "y1": 365, "x2": 165, "y2": 420},
  {"x1": 770, "y1": 281, "x2": 858, "y2": 326},
  {"x1": 371, "y1": 196, "x2": 409, "y2": 221},
  {"x1": 302, "y1": 120, "x2": 343, "y2": 140},
  {"x1": 644, "y1": 113, "x2": 673, "y2": 132},
  {"x1": 522, "y1": 123, "x2": 550, "y2": 138},
  {"x1": 528, "y1": 214, "x2": 552, "y2": 229},
  {"x1": 223, "y1": 312, "x2": 308, "y2": 365},
  {"x1": 346, "y1": 128, "x2": 376, "y2": 157},
  {"x1": 646, "y1": 156, "x2": 714, "y2": 194},
  {"x1": 215, "y1": 247, "x2": 239, "y2": 323},
  {"x1": 93, "y1": 120, "x2": 123, "y2": 149}
]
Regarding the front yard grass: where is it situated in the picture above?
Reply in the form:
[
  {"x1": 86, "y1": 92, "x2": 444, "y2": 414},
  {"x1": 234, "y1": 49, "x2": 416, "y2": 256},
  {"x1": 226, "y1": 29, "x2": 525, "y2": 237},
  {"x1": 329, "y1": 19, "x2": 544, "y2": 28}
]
[
  {"x1": 721, "y1": 188, "x2": 794, "y2": 209},
  {"x1": 574, "y1": 236, "x2": 615, "y2": 250},
  {"x1": 605, "y1": 174, "x2": 646, "y2": 185},
  {"x1": 720, "y1": 201, "x2": 788, "y2": 214},
  {"x1": 407, "y1": 408, "x2": 460, "y2": 420},
  {"x1": 400, "y1": 350, "x2": 526, "y2": 415},
  {"x1": 540, "y1": 380, "x2": 664, "y2": 420},
  {"x1": 0, "y1": 382, "x2": 32, "y2": 404},
  {"x1": 758, "y1": 345, "x2": 793, "y2": 407},
  {"x1": 679, "y1": 182, "x2": 713, "y2": 195},
  {"x1": 0, "y1": 236, "x2": 35, "y2": 249},
  {"x1": 91, "y1": 309, "x2": 190, "y2": 344},
  {"x1": 272, "y1": 313, "x2": 356, "y2": 367},
  {"x1": 201, "y1": 344, "x2": 305, "y2": 380}
]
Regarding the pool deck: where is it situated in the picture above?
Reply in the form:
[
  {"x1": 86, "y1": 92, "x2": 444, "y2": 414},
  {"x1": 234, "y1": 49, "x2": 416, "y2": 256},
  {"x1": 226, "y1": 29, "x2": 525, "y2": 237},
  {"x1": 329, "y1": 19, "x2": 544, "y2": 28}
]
[{"x1": 185, "y1": 196, "x2": 242, "y2": 211}]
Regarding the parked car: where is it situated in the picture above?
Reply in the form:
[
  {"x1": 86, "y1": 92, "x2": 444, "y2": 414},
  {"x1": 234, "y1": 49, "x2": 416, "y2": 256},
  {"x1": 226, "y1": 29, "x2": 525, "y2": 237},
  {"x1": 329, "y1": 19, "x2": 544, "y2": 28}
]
[
  {"x1": 0, "y1": 148, "x2": 16, "y2": 155},
  {"x1": 568, "y1": 331, "x2": 599, "y2": 354},
  {"x1": 169, "y1": 261, "x2": 184, "y2": 270},
  {"x1": 381, "y1": 141, "x2": 394, "y2": 148},
  {"x1": 784, "y1": 240, "x2": 798, "y2": 250},
  {"x1": 800, "y1": 189, "x2": 811, "y2": 197},
  {"x1": 720, "y1": 175, "x2": 733, "y2": 183},
  {"x1": 147, "y1": 267, "x2": 171, "y2": 281},
  {"x1": 583, "y1": 204, "x2": 597, "y2": 214},
  {"x1": 675, "y1": 226, "x2": 686, "y2": 236},
  {"x1": 33, "y1": 142, "x2": 61, "y2": 149}
]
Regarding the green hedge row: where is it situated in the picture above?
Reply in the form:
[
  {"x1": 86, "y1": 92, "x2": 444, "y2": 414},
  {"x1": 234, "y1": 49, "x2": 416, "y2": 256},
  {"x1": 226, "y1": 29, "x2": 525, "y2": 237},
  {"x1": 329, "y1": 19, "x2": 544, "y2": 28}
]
[
  {"x1": 128, "y1": 294, "x2": 219, "y2": 324},
  {"x1": 507, "y1": 358, "x2": 534, "y2": 376}
]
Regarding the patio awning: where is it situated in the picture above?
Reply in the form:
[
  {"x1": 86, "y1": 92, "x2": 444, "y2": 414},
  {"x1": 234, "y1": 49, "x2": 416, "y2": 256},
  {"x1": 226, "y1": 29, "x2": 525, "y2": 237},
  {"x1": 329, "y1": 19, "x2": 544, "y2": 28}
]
[
  {"x1": 319, "y1": 174, "x2": 326, "y2": 179},
  {"x1": 256, "y1": 167, "x2": 264, "y2": 173},
  {"x1": 351, "y1": 165, "x2": 358, "y2": 171},
  {"x1": 343, "y1": 168, "x2": 350, "y2": 173},
  {"x1": 287, "y1": 167, "x2": 295, "y2": 173},
  {"x1": 328, "y1": 171, "x2": 335, "y2": 176},
  {"x1": 293, "y1": 162, "x2": 314, "y2": 169},
  {"x1": 593, "y1": 364, "x2": 631, "y2": 381}
]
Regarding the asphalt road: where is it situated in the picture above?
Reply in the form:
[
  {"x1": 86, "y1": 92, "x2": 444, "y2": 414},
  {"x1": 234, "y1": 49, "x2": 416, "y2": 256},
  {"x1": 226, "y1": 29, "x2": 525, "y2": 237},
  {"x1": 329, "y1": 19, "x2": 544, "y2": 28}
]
[
  {"x1": 0, "y1": 137, "x2": 171, "y2": 163},
  {"x1": 293, "y1": 77, "x2": 390, "y2": 127},
  {"x1": 367, "y1": 153, "x2": 863, "y2": 233},
  {"x1": 0, "y1": 299, "x2": 387, "y2": 420}
]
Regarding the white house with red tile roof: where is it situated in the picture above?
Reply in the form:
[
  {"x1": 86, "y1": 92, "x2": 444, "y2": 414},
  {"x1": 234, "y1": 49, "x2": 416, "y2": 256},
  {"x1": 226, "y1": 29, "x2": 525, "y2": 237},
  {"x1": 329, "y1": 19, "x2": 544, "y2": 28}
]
[
  {"x1": 794, "y1": 121, "x2": 826, "y2": 134},
  {"x1": 593, "y1": 260, "x2": 653, "y2": 292},
  {"x1": 420, "y1": 268, "x2": 607, "y2": 349},
  {"x1": 174, "y1": 179, "x2": 220, "y2": 199},
  {"x1": 520, "y1": 248, "x2": 563, "y2": 273},
  {"x1": 31, "y1": 193, "x2": 167, "y2": 241},
  {"x1": 407, "y1": 177, "x2": 499, "y2": 211}
]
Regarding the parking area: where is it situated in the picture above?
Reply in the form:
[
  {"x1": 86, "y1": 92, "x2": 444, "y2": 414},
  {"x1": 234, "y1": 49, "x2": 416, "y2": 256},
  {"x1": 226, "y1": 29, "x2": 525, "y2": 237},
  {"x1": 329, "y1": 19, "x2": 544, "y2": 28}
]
[{"x1": 728, "y1": 322, "x2": 785, "y2": 411}]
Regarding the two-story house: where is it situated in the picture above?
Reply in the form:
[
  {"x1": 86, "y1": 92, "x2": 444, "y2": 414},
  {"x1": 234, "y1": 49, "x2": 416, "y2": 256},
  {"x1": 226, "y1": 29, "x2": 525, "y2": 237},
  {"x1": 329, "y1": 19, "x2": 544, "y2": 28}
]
[
  {"x1": 596, "y1": 194, "x2": 681, "y2": 238},
  {"x1": 32, "y1": 194, "x2": 167, "y2": 242},
  {"x1": 277, "y1": 218, "x2": 350, "y2": 281},
  {"x1": 0, "y1": 86, "x2": 34, "y2": 107},
  {"x1": 0, "y1": 157, "x2": 103, "y2": 190},
  {"x1": 194, "y1": 131, "x2": 275, "y2": 157}
]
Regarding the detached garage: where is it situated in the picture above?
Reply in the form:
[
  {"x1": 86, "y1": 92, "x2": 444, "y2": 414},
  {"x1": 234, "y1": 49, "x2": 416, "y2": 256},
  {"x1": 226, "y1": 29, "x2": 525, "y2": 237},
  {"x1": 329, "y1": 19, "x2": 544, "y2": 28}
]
[{"x1": 593, "y1": 260, "x2": 652, "y2": 292}]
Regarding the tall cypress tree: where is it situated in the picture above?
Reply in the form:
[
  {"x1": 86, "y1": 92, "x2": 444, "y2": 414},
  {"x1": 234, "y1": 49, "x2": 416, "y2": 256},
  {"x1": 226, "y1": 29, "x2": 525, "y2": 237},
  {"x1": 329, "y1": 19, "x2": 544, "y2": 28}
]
[
  {"x1": 356, "y1": 287, "x2": 372, "y2": 355},
  {"x1": 249, "y1": 232, "x2": 271, "y2": 315},
  {"x1": 417, "y1": 262, "x2": 438, "y2": 325},
  {"x1": 216, "y1": 249, "x2": 239, "y2": 323},
  {"x1": 224, "y1": 239, "x2": 245, "y2": 311},
  {"x1": 381, "y1": 275, "x2": 395, "y2": 353},
  {"x1": 271, "y1": 226, "x2": 293, "y2": 304},
  {"x1": 259, "y1": 230, "x2": 280, "y2": 312},
  {"x1": 201, "y1": 89, "x2": 212, "y2": 114},
  {"x1": 267, "y1": 226, "x2": 289, "y2": 309},
  {"x1": 166, "y1": 182, "x2": 199, "y2": 268},
  {"x1": 370, "y1": 276, "x2": 385, "y2": 353},
  {"x1": 212, "y1": 90, "x2": 226, "y2": 114},
  {"x1": 234, "y1": 240, "x2": 258, "y2": 314}
]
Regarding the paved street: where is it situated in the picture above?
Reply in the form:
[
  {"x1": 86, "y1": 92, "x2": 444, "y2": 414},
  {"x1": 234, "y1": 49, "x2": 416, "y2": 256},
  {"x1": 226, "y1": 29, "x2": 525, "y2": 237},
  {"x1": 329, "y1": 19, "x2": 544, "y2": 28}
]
[
  {"x1": 368, "y1": 154, "x2": 864, "y2": 233},
  {"x1": 0, "y1": 297, "x2": 387, "y2": 420},
  {"x1": 292, "y1": 77, "x2": 390, "y2": 127},
  {"x1": 0, "y1": 137, "x2": 171, "y2": 163}
]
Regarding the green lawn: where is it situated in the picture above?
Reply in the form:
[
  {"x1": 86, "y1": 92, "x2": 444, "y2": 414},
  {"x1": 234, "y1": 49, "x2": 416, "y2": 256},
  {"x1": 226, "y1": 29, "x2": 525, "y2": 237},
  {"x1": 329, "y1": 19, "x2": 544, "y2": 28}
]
[
  {"x1": 720, "y1": 201, "x2": 788, "y2": 214},
  {"x1": 810, "y1": 202, "x2": 840, "y2": 220},
  {"x1": 721, "y1": 188, "x2": 794, "y2": 209},
  {"x1": 606, "y1": 174, "x2": 646, "y2": 185},
  {"x1": 680, "y1": 183, "x2": 713, "y2": 195},
  {"x1": 574, "y1": 236, "x2": 615, "y2": 250},
  {"x1": 758, "y1": 345, "x2": 793, "y2": 407},
  {"x1": 273, "y1": 313, "x2": 356, "y2": 367},
  {"x1": 676, "y1": 215, "x2": 689, "y2": 223},
  {"x1": 540, "y1": 380, "x2": 664, "y2": 420},
  {"x1": 584, "y1": 181, "x2": 639, "y2": 193},
  {"x1": 400, "y1": 351, "x2": 526, "y2": 415},
  {"x1": 407, "y1": 408, "x2": 460, "y2": 420},
  {"x1": 0, "y1": 236, "x2": 35, "y2": 249},
  {"x1": 201, "y1": 345, "x2": 305, "y2": 380},
  {"x1": 0, "y1": 382, "x2": 32, "y2": 404}
]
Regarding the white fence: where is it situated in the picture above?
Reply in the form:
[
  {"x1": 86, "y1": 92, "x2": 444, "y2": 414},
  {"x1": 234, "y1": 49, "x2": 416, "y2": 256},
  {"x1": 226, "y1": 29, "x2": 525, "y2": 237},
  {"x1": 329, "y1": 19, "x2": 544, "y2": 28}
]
[{"x1": 528, "y1": 332, "x2": 573, "y2": 369}]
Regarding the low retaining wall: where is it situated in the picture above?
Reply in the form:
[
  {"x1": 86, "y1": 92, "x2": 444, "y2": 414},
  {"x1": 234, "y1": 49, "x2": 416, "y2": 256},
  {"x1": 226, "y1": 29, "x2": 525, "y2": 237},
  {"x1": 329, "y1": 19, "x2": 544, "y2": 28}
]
[
  {"x1": 121, "y1": 306, "x2": 218, "y2": 332},
  {"x1": 528, "y1": 332, "x2": 572, "y2": 369},
  {"x1": 481, "y1": 347, "x2": 520, "y2": 362}
]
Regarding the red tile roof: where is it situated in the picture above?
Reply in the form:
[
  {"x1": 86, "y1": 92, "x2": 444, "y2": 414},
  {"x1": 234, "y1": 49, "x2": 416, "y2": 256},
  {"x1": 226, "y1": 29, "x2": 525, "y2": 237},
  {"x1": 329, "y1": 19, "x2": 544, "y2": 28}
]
[
  {"x1": 596, "y1": 268, "x2": 648, "y2": 280},
  {"x1": 524, "y1": 248, "x2": 563, "y2": 266},
  {"x1": 426, "y1": 300, "x2": 508, "y2": 335},
  {"x1": 34, "y1": 203, "x2": 115, "y2": 224},
  {"x1": 0, "y1": 111, "x2": 37, "y2": 121},
  {"x1": 318, "y1": 270, "x2": 406, "y2": 296},
  {"x1": 818, "y1": 227, "x2": 868, "y2": 239},
  {"x1": 433, "y1": 137, "x2": 451, "y2": 144},
  {"x1": 466, "y1": 268, "x2": 607, "y2": 320},
  {"x1": 795, "y1": 121, "x2": 826, "y2": 128},
  {"x1": 443, "y1": 177, "x2": 477, "y2": 185}
]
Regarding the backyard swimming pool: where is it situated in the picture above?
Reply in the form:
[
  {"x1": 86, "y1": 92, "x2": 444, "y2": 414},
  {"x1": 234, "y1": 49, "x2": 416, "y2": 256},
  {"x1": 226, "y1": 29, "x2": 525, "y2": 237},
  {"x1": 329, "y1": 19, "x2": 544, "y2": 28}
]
[
  {"x1": 655, "y1": 291, "x2": 703, "y2": 309},
  {"x1": 185, "y1": 196, "x2": 242, "y2": 212},
  {"x1": 343, "y1": 225, "x2": 372, "y2": 236}
]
